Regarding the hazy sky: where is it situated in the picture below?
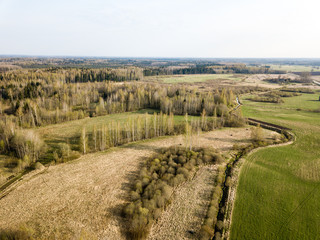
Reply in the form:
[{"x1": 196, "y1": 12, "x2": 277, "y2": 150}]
[{"x1": 0, "y1": 0, "x2": 319, "y2": 58}]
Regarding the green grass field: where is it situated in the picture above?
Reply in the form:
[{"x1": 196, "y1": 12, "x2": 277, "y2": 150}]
[
  {"x1": 244, "y1": 93, "x2": 320, "y2": 111},
  {"x1": 36, "y1": 109, "x2": 156, "y2": 141},
  {"x1": 36, "y1": 109, "x2": 196, "y2": 142},
  {"x1": 145, "y1": 74, "x2": 246, "y2": 83},
  {"x1": 230, "y1": 94, "x2": 320, "y2": 239},
  {"x1": 268, "y1": 64, "x2": 320, "y2": 72},
  {"x1": 35, "y1": 109, "x2": 200, "y2": 160}
]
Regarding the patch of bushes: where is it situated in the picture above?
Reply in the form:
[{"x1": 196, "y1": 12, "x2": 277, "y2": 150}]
[
  {"x1": 268, "y1": 91, "x2": 300, "y2": 98},
  {"x1": 0, "y1": 174, "x2": 6, "y2": 186},
  {"x1": 263, "y1": 77, "x2": 292, "y2": 84},
  {"x1": 247, "y1": 89, "x2": 303, "y2": 104},
  {"x1": 200, "y1": 166, "x2": 225, "y2": 239},
  {"x1": 33, "y1": 162, "x2": 44, "y2": 170},
  {"x1": 250, "y1": 125, "x2": 264, "y2": 143},
  {"x1": 280, "y1": 87, "x2": 314, "y2": 94},
  {"x1": 53, "y1": 143, "x2": 80, "y2": 163},
  {"x1": 0, "y1": 226, "x2": 34, "y2": 240},
  {"x1": 123, "y1": 147, "x2": 223, "y2": 239},
  {"x1": 4, "y1": 156, "x2": 33, "y2": 173},
  {"x1": 247, "y1": 96, "x2": 283, "y2": 104},
  {"x1": 0, "y1": 119, "x2": 46, "y2": 170},
  {"x1": 224, "y1": 113, "x2": 246, "y2": 127}
]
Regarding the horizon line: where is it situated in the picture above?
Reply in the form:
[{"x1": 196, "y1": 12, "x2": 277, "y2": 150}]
[{"x1": 1, "y1": 54, "x2": 320, "y2": 60}]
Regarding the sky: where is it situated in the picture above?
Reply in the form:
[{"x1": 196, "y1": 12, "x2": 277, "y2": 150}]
[{"x1": 0, "y1": 0, "x2": 320, "y2": 58}]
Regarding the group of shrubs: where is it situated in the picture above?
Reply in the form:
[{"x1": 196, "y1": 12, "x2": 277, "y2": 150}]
[
  {"x1": 0, "y1": 119, "x2": 46, "y2": 173},
  {"x1": 52, "y1": 143, "x2": 80, "y2": 163},
  {"x1": 247, "y1": 95, "x2": 284, "y2": 104},
  {"x1": 200, "y1": 165, "x2": 225, "y2": 240},
  {"x1": 270, "y1": 91, "x2": 301, "y2": 98},
  {"x1": 123, "y1": 147, "x2": 223, "y2": 239},
  {"x1": 281, "y1": 87, "x2": 314, "y2": 94},
  {"x1": 247, "y1": 88, "x2": 306, "y2": 104},
  {"x1": 0, "y1": 225, "x2": 34, "y2": 240}
]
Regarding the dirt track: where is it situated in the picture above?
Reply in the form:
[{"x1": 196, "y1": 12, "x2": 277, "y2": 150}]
[{"x1": 0, "y1": 128, "x2": 277, "y2": 239}]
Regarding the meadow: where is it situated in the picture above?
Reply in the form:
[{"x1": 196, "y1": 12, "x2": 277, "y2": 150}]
[
  {"x1": 37, "y1": 110, "x2": 157, "y2": 144},
  {"x1": 36, "y1": 109, "x2": 198, "y2": 143},
  {"x1": 145, "y1": 74, "x2": 246, "y2": 83},
  {"x1": 244, "y1": 92, "x2": 320, "y2": 111},
  {"x1": 230, "y1": 94, "x2": 320, "y2": 239},
  {"x1": 35, "y1": 109, "x2": 202, "y2": 163},
  {"x1": 268, "y1": 64, "x2": 320, "y2": 72}
]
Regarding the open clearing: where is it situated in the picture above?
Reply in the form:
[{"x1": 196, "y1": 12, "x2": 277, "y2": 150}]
[
  {"x1": 145, "y1": 74, "x2": 246, "y2": 84},
  {"x1": 230, "y1": 94, "x2": 320, "y2": 240},
  {"x1": 36, "y1": 109, "x2": 157, "y2": 147},
  {"x1": 35, "y1": 109, "x2": 198, "y2": 163},
  {"x1": 267, "y1": 64, "x2": 320, "y2": 72},
  {"x1": 0, "y1": 127, "x2": 277, "y2": 239},
  {"x1": 143, "y1": 73, "x2": 320, "y2": 95},
  {"x1": 36, "y1": 109, "x2": 196, "y2": 147},
  {"x1": 243, "y1": 93, "x2": 320, "y2": 111},
  {"x1": 145, "y1": 73, "x2": 320, "y2": 90}
]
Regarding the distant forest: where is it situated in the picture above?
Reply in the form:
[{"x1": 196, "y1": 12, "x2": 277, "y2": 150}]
[
  {"x1": 1, "y1": 56, "x2": 320, "y2": 70},
  {"x1": 0, "y1": 56, "x2": 310, "y2": 189},
  {"x1": 0, "y1": 64, "x2": 250, "y2": 173}
]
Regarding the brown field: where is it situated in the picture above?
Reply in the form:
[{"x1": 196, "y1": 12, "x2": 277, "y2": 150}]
[
  {"x1": 147, "y1": 165, "x2": 218, "y2": 240},
  {"x1": 150, "y1": 73, "x2": 320, "y2": 91},
  {"x1": 0, "y1": 128, "x2": 278, "y2": 239},
  {"x1": 219, "y1": 73, "x2": 319, "y2": 90}
]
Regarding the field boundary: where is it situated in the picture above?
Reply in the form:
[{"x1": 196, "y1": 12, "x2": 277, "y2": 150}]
[{"x1": 0, "y1": 167, "x2": 48, "y2": 200}]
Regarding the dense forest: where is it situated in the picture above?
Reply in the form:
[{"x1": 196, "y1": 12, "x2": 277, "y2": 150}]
[{"x1": 143, "y1": 64, "x2": 286, "y2": 76}]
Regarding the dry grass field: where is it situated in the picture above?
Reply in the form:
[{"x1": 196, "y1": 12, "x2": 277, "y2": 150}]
[
  {"x1": 147, "y1": 165, "x2": 218, "y2": 240},
  {"x1": 144, "y1": 74, "x2": 245, "y2": 84},
  {"x1": 144, "y1": 73, "x2": 320, "y2": 91},
  {"x1": 0, "y1": 128, "x2": 278, "y2": 239},
  {"x1": 268, "y1": 64, "x2": 320, "y2": 72}
]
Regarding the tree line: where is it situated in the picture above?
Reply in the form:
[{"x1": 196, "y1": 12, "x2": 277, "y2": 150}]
[
  {"x1": 143, "y1": 64, "x2": 286, "y2": 76},
  {"x1": 76, "y1": 110, "x2": 245, "y2": 156},
  {"x1": 0, "y1": 67, "x2": 143, "y2": 84},
  {"x1": 0, "y1": 108, "x2": 245, "y2": 173}
]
